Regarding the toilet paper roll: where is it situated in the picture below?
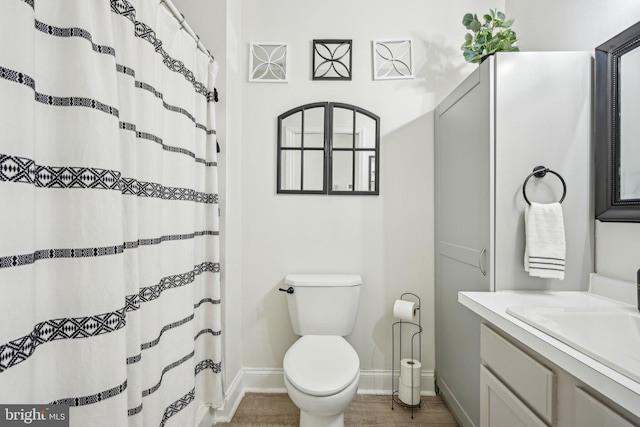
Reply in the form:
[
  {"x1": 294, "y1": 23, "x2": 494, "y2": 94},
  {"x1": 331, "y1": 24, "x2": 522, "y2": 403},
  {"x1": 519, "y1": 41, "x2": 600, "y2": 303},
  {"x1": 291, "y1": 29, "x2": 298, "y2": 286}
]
[
  {"x1": 398, "y1": 382, "x2": 421, "y2": 406},
  {"x1": 400, "y1": 358, "x2": 421, "y2": 387},
  {"x1": 393, "y1": 299, "x2": 417, "y2": 321}
]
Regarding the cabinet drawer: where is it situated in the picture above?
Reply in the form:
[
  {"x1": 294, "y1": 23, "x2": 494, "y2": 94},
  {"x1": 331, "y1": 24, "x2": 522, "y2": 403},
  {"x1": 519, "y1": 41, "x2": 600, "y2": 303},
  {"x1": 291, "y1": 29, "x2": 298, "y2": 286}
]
[
  {"x1": 481, "y1": 324, "x2": 555, "y2": 424},
  {"x1": 574, "y1": 387, "x2": 637, "y2": 427}
]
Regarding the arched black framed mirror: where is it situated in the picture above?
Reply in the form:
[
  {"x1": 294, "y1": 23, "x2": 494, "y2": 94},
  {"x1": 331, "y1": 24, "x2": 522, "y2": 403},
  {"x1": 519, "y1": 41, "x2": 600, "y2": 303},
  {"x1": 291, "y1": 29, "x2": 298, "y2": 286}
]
[
  {"x1": 277, "y1": 102, "x2": 380, "y2": 195},
  {"x1": 595, "y1": 21, "x2": 640, "y2": 222}
]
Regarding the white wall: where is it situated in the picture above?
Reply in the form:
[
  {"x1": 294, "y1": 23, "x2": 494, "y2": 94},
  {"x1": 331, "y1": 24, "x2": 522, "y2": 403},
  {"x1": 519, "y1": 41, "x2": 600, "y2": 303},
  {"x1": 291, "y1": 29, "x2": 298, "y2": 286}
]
[
  {"x1": 237, "y1": 0, "x2": 503, "y2": 384},
  {"x1": 505, "y1": 0, "x2": 640, "y2": 283}
]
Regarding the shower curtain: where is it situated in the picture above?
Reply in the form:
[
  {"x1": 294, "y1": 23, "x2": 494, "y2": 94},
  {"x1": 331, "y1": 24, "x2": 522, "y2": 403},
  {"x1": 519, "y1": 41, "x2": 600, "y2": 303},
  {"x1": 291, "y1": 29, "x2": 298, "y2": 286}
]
[{"x1": 0, "y1": 1, "x2": 223, "y2": 426}]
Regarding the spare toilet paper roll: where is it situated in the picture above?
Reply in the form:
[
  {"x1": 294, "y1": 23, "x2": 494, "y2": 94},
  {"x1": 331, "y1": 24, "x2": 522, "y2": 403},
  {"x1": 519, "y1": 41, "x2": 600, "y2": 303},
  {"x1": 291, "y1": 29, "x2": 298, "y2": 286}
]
[
  {"x1": 400, "y1": 358, "x2": 421, "y2": 387},
  {"x1": 398, "y1": 382, "x2": 421, "y2": 406},
  {"x1": 393, "y1": 299, "x2": 417, "y2": 321}
]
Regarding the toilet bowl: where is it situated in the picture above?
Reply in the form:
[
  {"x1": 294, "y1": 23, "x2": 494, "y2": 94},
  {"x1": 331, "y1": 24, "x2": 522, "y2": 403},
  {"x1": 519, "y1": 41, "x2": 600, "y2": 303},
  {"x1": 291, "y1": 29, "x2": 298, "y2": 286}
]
[{"x1": 283, "y1": 335, "x2": 360, "y2": 427}]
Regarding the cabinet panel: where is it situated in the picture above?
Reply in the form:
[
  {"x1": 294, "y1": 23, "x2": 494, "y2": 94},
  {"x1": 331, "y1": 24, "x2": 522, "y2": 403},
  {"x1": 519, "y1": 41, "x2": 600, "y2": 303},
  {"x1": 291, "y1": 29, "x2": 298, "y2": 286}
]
[
  {"x1": 574, "y1": 387, "x2": 637, "y2": 427},
  {"x1": 435, "y1": 68, "x2": 490, "y2": 256},
  {"x1": 435, "y1": 59, "x2": 491, "y2": 427},
  {"x1": 481, "y1": 324, "x2": 555, "y2": 424},
  {"x1": 480, "y1": 365, "x2": 547, "y2": 427}
]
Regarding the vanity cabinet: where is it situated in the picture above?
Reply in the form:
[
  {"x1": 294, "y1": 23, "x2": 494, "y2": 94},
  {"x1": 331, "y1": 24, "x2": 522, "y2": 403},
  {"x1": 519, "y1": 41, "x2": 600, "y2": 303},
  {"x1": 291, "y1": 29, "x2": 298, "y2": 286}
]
[
  {"x1": 435, "y1": 52, "x2": 593, "y2": 427},
  {"x1": 479, "y1": 323, "x2": 640, "y2": 427}
]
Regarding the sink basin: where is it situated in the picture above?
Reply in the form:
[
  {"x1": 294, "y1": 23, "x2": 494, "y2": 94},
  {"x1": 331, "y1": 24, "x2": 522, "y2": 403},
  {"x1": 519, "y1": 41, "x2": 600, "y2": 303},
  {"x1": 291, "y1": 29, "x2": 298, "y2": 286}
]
[{"x1": 507, "y1": 306, "x2": 640, "y2": 383}]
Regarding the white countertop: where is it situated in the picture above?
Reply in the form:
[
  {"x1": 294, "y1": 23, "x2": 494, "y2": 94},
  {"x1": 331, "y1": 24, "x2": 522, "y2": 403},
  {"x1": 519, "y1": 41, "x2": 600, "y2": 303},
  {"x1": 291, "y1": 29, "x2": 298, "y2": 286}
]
[{"x1": 458, "y1": 289, "x2": 640, "y2": 419}]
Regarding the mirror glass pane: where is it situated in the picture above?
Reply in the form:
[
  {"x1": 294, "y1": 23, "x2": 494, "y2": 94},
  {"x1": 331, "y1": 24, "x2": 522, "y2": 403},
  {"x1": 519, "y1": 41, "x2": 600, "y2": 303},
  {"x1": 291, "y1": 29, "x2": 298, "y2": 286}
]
[
  {"x1": 280, "y1": 150, "x2": 301, "y2": 190},
  {"x1": 354, "y1": 152, "x2": 376, "y2": 192},
  {"x1": 281, "y1": 112, "x2": 302, "y2": 148},
  {"x1": 355, "y1": 113, "x2": 377, "y2": 149},
  {"x1": 304, "y1": 107, "x2": 325, "y2": 148},
  {"x1": 332, "y1": 151, "x2": 353, "y2": 191},
  {"x1": 333, "y1": 107, "x2": 354, "y2": 148},
  {"x1": 303, "y1": 150, "x2": 324, "y2": 190},
  {"x1": 333, "y1": 133, "x2": 353, "y2": 149},
  {"x1": 305, "y1": 132, "x2": 324, "y2": 149},
  {"x1": 620, "y1": 46, "x2": 640, "y2": 200}
]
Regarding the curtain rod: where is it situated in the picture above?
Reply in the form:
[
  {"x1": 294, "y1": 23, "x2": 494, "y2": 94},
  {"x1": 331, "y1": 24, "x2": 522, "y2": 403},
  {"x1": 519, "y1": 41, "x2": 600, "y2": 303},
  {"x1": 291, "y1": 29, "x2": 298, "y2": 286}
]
[{"x1": 160, "y1": 0, "x2": 215, "y2": 63}]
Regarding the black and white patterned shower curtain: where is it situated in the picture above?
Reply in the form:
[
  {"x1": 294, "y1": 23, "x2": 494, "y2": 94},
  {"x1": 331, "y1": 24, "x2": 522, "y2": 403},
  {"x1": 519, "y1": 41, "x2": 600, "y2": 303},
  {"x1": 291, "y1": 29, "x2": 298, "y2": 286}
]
[{"x1": 0, "y1": 1, "x2": 223, "y2": 426}]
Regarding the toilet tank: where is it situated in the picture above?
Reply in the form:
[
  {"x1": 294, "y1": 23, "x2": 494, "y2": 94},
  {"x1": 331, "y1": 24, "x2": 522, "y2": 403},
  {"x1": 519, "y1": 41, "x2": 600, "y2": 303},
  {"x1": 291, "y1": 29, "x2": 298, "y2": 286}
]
[{"x1": 284, "y1": 274, "x2": 362, "y2": 336}]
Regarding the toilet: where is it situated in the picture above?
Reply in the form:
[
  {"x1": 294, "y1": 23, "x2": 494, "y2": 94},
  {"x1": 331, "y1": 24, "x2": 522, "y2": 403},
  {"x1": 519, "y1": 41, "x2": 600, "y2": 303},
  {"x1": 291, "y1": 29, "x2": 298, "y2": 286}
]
[{"x1": 281, "y1": 274, "x2": 362, "y2": 427}]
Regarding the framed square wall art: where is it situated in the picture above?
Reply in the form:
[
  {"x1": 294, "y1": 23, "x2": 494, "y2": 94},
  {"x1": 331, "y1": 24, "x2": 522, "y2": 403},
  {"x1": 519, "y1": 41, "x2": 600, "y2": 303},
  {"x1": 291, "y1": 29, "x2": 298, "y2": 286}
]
[
  {"x1": 373, "y1": 39, "x2": 414, "y2": 80},
  {"x1": 313, "y1": 39, "x2": 352, "y2": 81},
  {"x1": 249, "y1": 43, "x2": 289, "y2": 82}
]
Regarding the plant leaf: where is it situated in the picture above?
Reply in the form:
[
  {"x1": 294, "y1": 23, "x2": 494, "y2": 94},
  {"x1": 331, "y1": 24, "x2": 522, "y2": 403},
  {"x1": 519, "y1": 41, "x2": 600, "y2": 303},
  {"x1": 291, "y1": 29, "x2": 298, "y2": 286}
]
[
  {"x1": 487, "y1": 39, "x2": 499, "y2": 53},
  {"x1": 462, "y1": 13, "x2": 478, "y2": 30},
  {"x1": 497, "y1": 11, "x2": 505, "y2": 20},
  {"x1": 462, "y1": 15, "x2": 472, "y2": 28},
  {"x1": 470, "y1": 19, "x2": 481, "y2": 32},
  {"x1": 463, "y1": 49, "x2": 475, "y2": 62},
  {"x1": 461, "y1": 40, "x2": 473, "y2": 50},
  {"x1": 463, "y1": 49, "x2": 484, "y2": 63}
]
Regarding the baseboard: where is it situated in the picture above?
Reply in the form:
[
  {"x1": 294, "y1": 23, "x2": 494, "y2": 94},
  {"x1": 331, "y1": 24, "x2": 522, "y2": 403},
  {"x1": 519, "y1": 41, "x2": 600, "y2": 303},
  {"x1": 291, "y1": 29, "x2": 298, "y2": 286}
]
[
  {"x1": 437, "y1": 377, "x2": 476, "y2": 427},
  {"x1": 210, "y1": 369, "x2": 246, "y2": 424},
  {"x1": 358, "y1": 369, "x2": 435, "y2": 396},
  {"x1": 211, "y1": 368, "x2": 435, "y2": 424}
]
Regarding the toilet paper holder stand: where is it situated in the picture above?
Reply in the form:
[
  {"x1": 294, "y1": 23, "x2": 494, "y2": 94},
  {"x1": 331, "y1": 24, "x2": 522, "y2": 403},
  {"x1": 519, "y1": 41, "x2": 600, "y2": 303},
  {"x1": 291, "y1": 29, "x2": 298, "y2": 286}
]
[{"x1": 391, "y1": 292, "x2": 423, "y2": 417}]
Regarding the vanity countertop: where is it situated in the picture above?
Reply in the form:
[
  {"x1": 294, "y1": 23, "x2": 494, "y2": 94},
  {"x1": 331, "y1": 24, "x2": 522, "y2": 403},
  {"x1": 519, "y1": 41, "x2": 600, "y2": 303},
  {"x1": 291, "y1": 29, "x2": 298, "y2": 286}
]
[{"x1": 458, "y1": 289, "x2": 640, "y2": 419}]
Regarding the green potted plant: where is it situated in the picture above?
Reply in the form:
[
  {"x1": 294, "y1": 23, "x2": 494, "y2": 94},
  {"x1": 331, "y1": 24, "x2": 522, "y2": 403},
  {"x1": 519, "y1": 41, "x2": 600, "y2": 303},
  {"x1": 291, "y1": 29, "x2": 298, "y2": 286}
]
[{"x1": 461, "y1": 9, "x2": 519, "y2": 63}]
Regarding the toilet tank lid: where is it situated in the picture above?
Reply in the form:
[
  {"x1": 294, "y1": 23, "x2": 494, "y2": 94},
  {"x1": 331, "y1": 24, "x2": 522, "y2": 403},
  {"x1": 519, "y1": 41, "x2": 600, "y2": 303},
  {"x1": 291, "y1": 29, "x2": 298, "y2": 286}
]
[{"x1": 285, "y1": 274, "x2": 362, "y2": 287}]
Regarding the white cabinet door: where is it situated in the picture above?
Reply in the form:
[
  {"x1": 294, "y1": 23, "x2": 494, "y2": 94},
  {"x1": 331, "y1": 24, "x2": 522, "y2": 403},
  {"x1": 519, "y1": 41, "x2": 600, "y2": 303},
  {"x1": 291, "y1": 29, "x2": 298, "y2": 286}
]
[
  {"x1": 480, "y1": 365, "x2": 547, "y2": 427},
  {"x1": 574, "y1": 387, "x2": 637, "y2": 427}
]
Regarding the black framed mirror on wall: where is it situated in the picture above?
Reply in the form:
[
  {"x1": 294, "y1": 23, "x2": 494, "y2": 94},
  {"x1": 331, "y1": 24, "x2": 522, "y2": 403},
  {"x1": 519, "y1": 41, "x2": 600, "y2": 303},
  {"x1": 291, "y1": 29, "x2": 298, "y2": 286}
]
[
  {"x1": 277, "y1": 102, "x2": 380, "y2": 195},
  {"x1": 595, "y1": 20, "x2": 640, "y2": 222}
]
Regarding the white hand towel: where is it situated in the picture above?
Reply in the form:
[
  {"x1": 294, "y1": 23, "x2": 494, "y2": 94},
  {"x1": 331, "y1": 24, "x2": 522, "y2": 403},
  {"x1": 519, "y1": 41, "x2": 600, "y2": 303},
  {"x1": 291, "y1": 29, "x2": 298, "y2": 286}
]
[{"x1": 524, "y1": 202, "x2": 566, "y2": 280}]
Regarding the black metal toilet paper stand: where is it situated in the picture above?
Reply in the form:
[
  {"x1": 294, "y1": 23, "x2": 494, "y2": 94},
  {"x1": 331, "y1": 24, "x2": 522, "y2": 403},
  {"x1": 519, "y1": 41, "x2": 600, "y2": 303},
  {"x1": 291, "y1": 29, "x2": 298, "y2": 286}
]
[{"x1": 391, "y1": 292, "x2": 423, "y2": 418}]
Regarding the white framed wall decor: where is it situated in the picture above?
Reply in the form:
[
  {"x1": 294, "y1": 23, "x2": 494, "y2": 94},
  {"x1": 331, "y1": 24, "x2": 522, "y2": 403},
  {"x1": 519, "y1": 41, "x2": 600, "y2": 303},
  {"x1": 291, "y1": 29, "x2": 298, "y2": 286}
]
[
  {"x1": 372, "y1": 39, "x2": 414, "y2": 80},
  {"x1": 249, "y1": 43, "x2": 289, "y2": 82}
]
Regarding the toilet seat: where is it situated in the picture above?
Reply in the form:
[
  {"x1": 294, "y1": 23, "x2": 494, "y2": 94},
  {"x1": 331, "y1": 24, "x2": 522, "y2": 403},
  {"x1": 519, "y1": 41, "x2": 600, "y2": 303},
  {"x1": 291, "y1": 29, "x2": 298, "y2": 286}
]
[{"x1": 283, "y1": 335, "x2": 360, "y2": 397}]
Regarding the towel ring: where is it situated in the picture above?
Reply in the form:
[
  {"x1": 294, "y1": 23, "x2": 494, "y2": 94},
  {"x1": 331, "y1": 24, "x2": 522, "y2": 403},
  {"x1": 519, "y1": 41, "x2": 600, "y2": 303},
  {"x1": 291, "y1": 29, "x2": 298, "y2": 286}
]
[{"x1": 522, "y1": 165, "x2": 566, "y2": 206}]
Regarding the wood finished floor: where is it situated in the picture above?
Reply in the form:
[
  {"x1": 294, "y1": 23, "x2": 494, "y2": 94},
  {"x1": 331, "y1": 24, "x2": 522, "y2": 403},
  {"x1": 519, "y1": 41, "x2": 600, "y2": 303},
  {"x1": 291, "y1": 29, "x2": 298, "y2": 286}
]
[{"x1": 216, "y1": 393, "x2": 459, "y2": 426}]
